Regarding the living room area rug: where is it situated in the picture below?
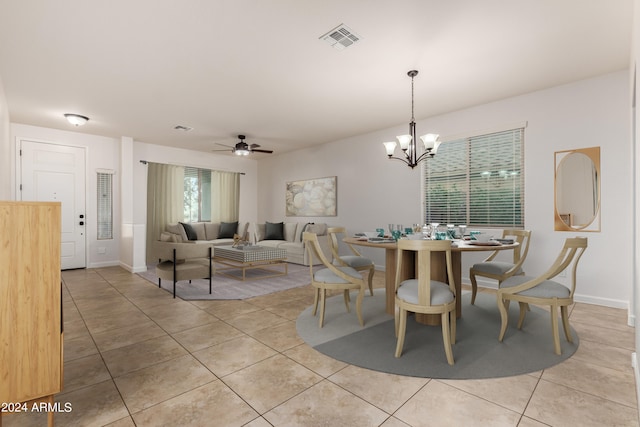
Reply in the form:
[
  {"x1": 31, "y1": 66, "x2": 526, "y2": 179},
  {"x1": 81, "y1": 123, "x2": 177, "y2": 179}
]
[
  {"x1": 137, "y1": 262, "x2": 312, "y2": 300},
  {"x1": 296, "y1": 289, "x2": 579, "y2": 379}
]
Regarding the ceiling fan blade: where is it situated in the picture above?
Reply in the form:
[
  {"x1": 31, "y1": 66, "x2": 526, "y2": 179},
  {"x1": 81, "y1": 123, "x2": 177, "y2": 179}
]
[
  {"x1": 249, "y1": 143, "x2": 261, "y2": 149},
  {"x1": 250, "y1": 149, "x2": 273, "y2": 154},
  {"x1": 215, "y1": 142, "x2": 234, "y2": 148}
]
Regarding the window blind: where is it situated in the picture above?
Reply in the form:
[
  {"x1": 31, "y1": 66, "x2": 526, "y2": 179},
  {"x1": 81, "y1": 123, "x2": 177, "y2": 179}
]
[
  {"x1": 97, "y1": 172, "x2": 113, "y2": 240},
  {"x1": 424, "y1": 128, "x2": 524, "y2": 228}
]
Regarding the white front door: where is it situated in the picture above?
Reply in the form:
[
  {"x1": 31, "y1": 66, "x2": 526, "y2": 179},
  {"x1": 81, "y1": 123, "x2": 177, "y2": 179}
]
[{"x1": 19, "y1": 140, "x2": 87, "y2": 270}]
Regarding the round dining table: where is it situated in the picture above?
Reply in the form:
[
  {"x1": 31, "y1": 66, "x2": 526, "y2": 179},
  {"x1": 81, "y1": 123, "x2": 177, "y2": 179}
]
[{"x1": 343, "y1": 237, "x2": 519, "y2": 325}]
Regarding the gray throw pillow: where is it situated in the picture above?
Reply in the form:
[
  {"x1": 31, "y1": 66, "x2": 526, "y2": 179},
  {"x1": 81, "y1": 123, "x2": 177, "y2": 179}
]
[
  {"x1": 179, "y1": 222, "x2": 198, "y2": 241},
  {"x1": 219, "y1": 221, "x2": 238, "y2": 239},
  {"x1": 265, "y1": 221, "x2": 284, "y2": 240}
]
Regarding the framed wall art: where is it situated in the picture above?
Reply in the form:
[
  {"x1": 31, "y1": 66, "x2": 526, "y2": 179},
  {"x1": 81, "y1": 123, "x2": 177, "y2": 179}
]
[{"x1": 285, "y1": 176, "x2": 337, "y2": 217}]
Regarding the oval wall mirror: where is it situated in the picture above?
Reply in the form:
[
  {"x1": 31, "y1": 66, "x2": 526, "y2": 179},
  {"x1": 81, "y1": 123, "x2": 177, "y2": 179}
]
[{"x1": 554, "y1": 146, "x2": 600, "y2": 232}]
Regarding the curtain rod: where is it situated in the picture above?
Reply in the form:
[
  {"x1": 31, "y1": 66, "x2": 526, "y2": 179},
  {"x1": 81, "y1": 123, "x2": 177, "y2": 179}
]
[{"x1": 139, "y1": 160, "x2": 246, "y2": 175}]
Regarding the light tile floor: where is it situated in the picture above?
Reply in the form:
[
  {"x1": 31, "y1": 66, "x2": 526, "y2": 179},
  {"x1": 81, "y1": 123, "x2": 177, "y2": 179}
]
[{"x1": 3, "y1": 267, "x2": 638, "y2": 426}]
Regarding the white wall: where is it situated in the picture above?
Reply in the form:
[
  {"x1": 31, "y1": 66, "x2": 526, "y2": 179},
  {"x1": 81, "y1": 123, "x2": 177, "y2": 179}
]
[
  {"x1": 0, "y1": 76, "x2": 11, "y2": 199},
  {"x1": 258, "y1": 70, "x2": 631, "y2": 309}
]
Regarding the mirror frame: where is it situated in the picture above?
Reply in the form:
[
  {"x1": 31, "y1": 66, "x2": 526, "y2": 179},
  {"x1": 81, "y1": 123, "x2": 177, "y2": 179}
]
[{"x1": 554, "y1": 146, "x2": 601, "y2": 232}]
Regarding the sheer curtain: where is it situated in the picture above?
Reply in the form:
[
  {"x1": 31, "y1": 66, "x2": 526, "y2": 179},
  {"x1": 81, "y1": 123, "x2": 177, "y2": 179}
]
[
  {"x1": 210, "y1": 171, "x2": 240, "y2": 222},
  {"x1": 146, "y1": 163, "x2": 184, "y2": 264}
]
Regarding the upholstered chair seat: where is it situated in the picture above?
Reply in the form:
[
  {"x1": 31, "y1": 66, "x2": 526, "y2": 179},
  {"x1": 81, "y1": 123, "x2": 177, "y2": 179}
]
[
  {"x1": 394, "y1": 239, "x2": 457, "y2": 365},
  {"x1": 327, "y1": 227, "x2": 375, "y2": 296},
  {"x1": 469, "y1": 229, "x2": 532, "y2": 305},
  {"x1": 497, "y1": 237, "x2": 588, "y2": 355},
  {"x1": 303, "y1": 232, "x2": 366, "y2": 328}
]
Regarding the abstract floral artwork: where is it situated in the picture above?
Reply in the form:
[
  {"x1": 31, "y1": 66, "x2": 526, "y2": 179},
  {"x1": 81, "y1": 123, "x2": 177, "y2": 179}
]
[{"x1": 285, "y1": 176, "x2": 337, "y2": 217}]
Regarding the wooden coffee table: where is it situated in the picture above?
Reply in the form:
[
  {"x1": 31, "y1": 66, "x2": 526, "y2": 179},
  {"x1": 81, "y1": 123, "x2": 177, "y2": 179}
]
[{"x1": 213, "y1": 245, "x2": 288, "y2": 281}]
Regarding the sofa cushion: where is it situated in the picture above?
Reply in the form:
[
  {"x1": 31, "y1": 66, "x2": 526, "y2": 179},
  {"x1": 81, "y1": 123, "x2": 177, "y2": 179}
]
[
  {"x1": 219, "y1": 221, "x2": 238, "y2": 239},
  {"x1": 283, "y1": 223, "x2": 298, "y2": 242},
  {"x1": 167, "y1": 223, "x2": 186, "y2": 242},
  {"x1": 265, "y1": 221, "x2": 284, "y2": 240},
  {"x1": 255, "y1": 223, "x2": 266, "y2": 242},
  {"x1": 191, "y1": 222, "x2": 207, "y2": 240},
  {"x1": 180, "y1": 222, "x2": 199, "y2": 241},
  {"x1": 204, "y1": 223, "x2": 220, "y2": 240},
  {"x1": 306, "y1": 223, "x2": 327, "y2": 236},
  {"x1": 160, "y1": 232, "x2": 177, "y2": 242}
]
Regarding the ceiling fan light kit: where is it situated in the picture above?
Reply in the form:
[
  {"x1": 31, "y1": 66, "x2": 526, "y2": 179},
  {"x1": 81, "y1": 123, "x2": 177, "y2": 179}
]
[{"x1": 213, "y1": 134, "x2": 274, "y2": 156}]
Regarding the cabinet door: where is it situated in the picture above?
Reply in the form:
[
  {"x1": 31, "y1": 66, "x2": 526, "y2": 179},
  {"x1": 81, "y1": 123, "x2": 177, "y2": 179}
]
[{"x1": 0, "y1": 202, "x2": 62, "y2": 402}]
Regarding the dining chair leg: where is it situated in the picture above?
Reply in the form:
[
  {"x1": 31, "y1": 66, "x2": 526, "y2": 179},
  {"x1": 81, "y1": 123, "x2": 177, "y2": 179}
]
[
  {"x1": 355, "y1": 287, "x2": 364, "y2": 326},
  {"x1": 319, "y1": 288, "x2": 326, "y2": 328},
  {"x1": 441, "y1": 311, "x2": 454, "y2": 365},
  {"x1": 469, "y1": 271, "x2": 479, "y2": 305},
  {"x1": 343, "y1": 290, "x2": 351, "y2": 313},
  {"x1": 561, "y1": 305, "x2": 573, "y2": 343},
  {"x1": 497, "y1": 295, "x2": 509, "y2": 342},
  {"x1": 394, "y1": 308, "x2": 407, "y2": 358},
  {"x1": 394, "y1": 304, "x2": 399, "y2": 337},
  {"x1": 450, "y1": 308, "x2": 457, "y2": 345},
  {"x1": 517, "y1": 302, "x2": 527, "y2": 329},
  {"x1": 550, "y1": 303, "x2": 561, "y2": 355},
  {"x1": 367, "y1": 266, "x2": 374, "y2": 296},
  {"x1": 312, "y1": 287, "x2": 319, "y2": 316}
]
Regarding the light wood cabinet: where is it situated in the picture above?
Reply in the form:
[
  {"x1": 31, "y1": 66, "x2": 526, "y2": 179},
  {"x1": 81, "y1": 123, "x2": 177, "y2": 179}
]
[{"x1": 0, "y1": 201, "x2": 62, "y2": 427}]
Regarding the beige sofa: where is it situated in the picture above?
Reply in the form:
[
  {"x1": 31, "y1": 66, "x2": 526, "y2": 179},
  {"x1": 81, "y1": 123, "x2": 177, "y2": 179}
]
[
  {"x1": 160, "y1": 221, "x2": 249, "y2": 245},
  {"x1": 253, "y1": 222, "x2": 331, "y2": 265}
]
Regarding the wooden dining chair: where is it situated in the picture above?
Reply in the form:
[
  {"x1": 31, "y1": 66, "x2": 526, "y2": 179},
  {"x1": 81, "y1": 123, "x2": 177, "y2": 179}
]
[
  {"x1": 327, "y1": 227, "x2": 375, "y2": 296},
  {"x1": 469, "y1": 229, "x2": 532, "y2": 304},
  {"x1": 394, "y1": 239, "x2": 457, "y2": 364},
  {"x1": 303, "y1": 231, "x2": 366, "y2": 328},
  {"x1": 497, "y1": 237, "x2": 588, "y2": 355}
]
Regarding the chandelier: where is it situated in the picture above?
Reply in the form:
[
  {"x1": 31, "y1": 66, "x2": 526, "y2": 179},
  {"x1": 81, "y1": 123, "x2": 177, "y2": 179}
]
[{"x1": 383, "y1": 70, "x2": 441, "y2": 169}]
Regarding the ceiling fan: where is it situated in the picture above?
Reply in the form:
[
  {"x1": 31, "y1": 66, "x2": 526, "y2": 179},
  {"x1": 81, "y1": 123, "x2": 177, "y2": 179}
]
[{"x1": 213, "y1": 135, "x2": 274, "y2": 156}]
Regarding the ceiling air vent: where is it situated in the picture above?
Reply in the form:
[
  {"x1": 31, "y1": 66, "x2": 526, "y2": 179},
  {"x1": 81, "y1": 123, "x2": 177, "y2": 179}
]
[{"x1": 320, "y1": 24, "x2": 361, "y2": 50}]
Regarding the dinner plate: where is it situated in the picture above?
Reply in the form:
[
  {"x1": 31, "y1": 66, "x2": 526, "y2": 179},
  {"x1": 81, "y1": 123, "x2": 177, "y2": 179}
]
[{"x1": 466, "y1": 240, "x2": 502, "y2": 246}]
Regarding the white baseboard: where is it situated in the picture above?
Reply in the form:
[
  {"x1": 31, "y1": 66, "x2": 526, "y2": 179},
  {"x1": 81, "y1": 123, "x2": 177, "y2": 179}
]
[
  {"x1": 119, "y1": 261, "x2": 147, "y2": 274},
  {"x1": 88, "y1": 261, "x2": 120, "y2": 269}
]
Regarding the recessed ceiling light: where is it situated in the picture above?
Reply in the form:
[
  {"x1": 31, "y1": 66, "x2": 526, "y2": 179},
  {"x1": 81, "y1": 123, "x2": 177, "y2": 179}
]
[
  {"x1": 64, "y1": 113, "x2": 89, "y2": 126},
  {"x1": 174, "y1": 125, "x2": 193, "y2": 132}
]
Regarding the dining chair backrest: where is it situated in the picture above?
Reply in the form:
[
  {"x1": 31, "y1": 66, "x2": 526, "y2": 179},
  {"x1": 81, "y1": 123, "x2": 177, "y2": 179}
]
[
  {"x1": 395, "y1": 239, "x2": 455, "y2": 307},
  {"x1": 327, "y1": 227, "x2": 360, "y2": 259},
  {"x1": 303, "y1": 231, "x2": 333, "y2": 268},
  {"x1": 503, "y1": 229, "x2": 532, "y2": 265},
  {"x1": 538, "y1": 237, "x2": 588, "y2": 297}
]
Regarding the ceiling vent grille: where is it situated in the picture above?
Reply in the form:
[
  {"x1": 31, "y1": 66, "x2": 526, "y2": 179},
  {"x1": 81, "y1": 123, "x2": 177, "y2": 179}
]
[{"x1": 320, "y1": 24, "x2": 361, "y2": 50}]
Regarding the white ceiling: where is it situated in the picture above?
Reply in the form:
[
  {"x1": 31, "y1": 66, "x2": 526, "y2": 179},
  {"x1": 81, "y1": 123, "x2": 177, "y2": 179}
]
[{"x1": 0, "y1": 0, "x2": 633, "y2": 157}]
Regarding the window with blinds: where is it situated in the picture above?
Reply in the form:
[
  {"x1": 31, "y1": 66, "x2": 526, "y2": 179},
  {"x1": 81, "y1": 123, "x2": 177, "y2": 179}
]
[
  {"x1": 97, "y1": 172, "x2": 113, "y2": 240},
  {"x1": 424, "y1": 128, "x2": 524, "y2": 228},
  {"x1": 184, "y1": 167, "x2": 212, "y2": 222}
]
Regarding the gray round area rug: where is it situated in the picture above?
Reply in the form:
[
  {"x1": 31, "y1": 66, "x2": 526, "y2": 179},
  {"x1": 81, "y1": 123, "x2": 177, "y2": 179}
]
[{"x1": 296, "y1": 289, "x2": 578, "y2": 379}]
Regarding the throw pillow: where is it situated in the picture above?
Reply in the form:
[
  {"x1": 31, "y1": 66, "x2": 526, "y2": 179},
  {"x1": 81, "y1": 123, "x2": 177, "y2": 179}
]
[
  {"x1": 218, "y1": 221, "x2": 238, "y2": 239},
  {"x1": 265, "y1": 221, "x2": 284, "y2": 240},
  {"x1": 179, "y1": 222, "x2": 198, "y2": 241}
]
